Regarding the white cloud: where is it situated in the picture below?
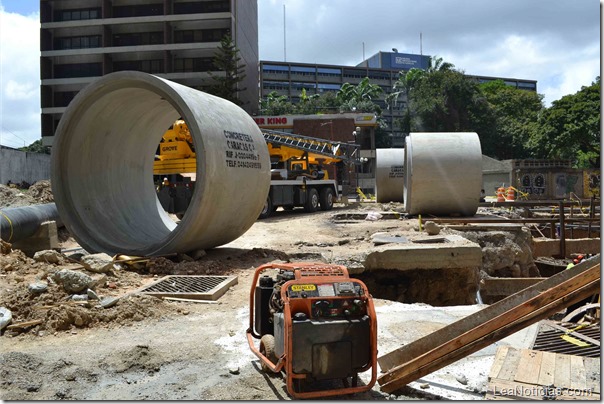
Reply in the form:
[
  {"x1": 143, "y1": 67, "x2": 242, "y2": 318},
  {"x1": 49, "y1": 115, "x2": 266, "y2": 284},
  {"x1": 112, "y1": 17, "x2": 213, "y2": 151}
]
[
  {"x1": 5, "y1": 80, "x2": 37, "y2": 100},
  {"x1": 0, "y1": 7, "x2": 41, "y2": 147}
]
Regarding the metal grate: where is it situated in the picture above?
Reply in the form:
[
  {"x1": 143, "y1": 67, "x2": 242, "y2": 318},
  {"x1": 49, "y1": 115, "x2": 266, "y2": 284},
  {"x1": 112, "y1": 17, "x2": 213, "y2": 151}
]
[
  {"x1": 531, "y1": 323, "x2": 600, "y2": 358},
  {"x1": 138, "y1": 275, "x2": 237, "y2": 301}
]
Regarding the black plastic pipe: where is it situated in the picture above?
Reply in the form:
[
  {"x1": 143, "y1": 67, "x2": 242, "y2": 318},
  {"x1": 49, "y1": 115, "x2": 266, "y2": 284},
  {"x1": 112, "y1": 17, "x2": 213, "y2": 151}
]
[{"x1": 0, "y1": 203, "x2": 62, "y2": 243}]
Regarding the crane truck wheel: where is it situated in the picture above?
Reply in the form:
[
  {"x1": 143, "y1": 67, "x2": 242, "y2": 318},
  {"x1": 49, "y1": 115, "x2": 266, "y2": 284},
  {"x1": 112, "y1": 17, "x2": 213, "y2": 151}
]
[
  {"x1": 258, "y1": 196, "x2": 272, "y2": 219},
  {"x1": 304, "y1": 188, "x2": 320, "y2": 213},
  {"x1": 319, "y1": 188, "x2": 334, "y2": 211}
]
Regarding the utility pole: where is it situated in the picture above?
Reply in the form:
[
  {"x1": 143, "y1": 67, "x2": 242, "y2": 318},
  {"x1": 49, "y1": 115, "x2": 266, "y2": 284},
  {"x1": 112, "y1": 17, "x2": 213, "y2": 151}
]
[{"x1": 283, "y1": 4, "x2": 286, "y2": 62}]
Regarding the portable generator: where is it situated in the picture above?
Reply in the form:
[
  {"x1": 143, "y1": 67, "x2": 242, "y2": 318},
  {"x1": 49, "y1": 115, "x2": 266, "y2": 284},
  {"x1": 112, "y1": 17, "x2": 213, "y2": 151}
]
[{"x1": 246, "y1": 262, "x2": 377, "y2": 399}]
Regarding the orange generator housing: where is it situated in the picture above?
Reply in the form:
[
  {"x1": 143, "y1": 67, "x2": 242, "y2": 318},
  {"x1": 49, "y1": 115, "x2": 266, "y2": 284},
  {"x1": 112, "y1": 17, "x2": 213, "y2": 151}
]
[{"x1": 247, "y1": 262, "x2": 378, "y2": 399}]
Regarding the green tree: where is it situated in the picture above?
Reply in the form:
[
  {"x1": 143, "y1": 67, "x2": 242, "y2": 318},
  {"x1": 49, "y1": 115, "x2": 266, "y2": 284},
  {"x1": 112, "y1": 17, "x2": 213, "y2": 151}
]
[
  {"x1": 479, "y1": 80, "x2": 543, "y2": 159},
  {"x1": 410, "y1": 65, "x2": 483, "y2": 132},
  {"x1": 259, "y1": 91, "x2": 295, "y2": 115},
  {"x1": 208, "y1": 35, "x2": 246, "y2": 105},
  {"x1": 19, "y1": 139, "x2": 50, "y2": 154},
  {"x1": 387, "y1": 68, "x2": 424, "y2": 133},
  {"x1": 529, "y1": 77, "x2": 600, "y2": 168},
  {"x1": 336, "y1": 77, "x2": 383, "y2": 115}
]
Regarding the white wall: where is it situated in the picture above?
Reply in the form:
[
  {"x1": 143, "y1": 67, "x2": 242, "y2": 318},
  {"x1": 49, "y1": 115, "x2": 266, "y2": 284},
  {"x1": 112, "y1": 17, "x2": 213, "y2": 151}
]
[{"x1": 0, "y1": 148, "x2": 51, "y2": 185}]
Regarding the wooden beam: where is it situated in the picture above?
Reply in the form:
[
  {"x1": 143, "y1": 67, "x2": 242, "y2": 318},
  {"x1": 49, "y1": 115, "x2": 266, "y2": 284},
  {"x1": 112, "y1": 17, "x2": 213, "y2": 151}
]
[
  {"x1": 379, "y1": 279, "x2": 600, "y2": 393},
  {"x1": 378, "y1": 259, "x2": 599, "y2": 372},
  {"x1": 378, "y1": 266, "x2": 599, "y2": 388}
]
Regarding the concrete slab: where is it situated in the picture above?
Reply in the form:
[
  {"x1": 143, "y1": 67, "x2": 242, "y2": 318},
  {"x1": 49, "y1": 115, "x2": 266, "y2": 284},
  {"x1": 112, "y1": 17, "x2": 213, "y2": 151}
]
[
  {"x1": 12, "y1": 220, "x2": 59, "y2": 257},
  {"x1": 364, "y1": 234, "x2": 482, "y2": 271}
]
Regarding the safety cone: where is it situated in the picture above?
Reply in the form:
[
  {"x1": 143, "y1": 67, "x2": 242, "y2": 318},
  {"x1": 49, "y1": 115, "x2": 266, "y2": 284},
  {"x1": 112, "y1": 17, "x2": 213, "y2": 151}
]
[{"x1": 496, "y1": 187, "x2": 506, "y2": 202}]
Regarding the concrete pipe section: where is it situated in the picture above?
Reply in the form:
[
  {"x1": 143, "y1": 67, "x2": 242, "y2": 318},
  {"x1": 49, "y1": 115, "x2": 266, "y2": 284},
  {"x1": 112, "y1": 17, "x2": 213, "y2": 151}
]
[
  {"x1": 51, "y1": 71, "x2": 270, "y2": 256},
  {"x1": 375, "y1": 148, "x2": 406, "y2": 203},
  {"x1": 403, "y1": 132, "x2": 482, "y2": 216}
]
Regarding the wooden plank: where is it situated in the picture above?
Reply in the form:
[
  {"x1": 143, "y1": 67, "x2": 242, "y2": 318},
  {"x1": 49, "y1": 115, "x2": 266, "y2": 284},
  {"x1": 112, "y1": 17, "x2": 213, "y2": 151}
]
[
  {"x1": 569, "y1": 355, "x2": 587, "y2": 390},
  {"x1": 487, "y1": 378, "x2": 544, "y2": 400},
  {"x1": 378, "y1": 261, "x2": 599, "y2": 372},
  {"x1": 496, "y1": 348, "x2": 522, "y2": 382},
  {"x1": 378, "y1": 266, "x2": 600, "y2": 387},
  {"x1": 378, "y1": 279, "x2": 600, "y2": 393},
  {"x1": 583, "y1": 357, "x2": 601, "y2": 393},
  {"x1": 481, "y1": 278, "x2": 546, "y2": 297},
  {"x1": 554, "y1": 353, "x2": 571, "y2": 389},
  {"x1": 514, "y1": 349, "x2": 542, "y2": 385},
  {"x1": 488, "y1": 346, "x2": 509, "y2": 380},
  {"x1": 537, "y1": 351, "x2": 556, "y2": 386}
]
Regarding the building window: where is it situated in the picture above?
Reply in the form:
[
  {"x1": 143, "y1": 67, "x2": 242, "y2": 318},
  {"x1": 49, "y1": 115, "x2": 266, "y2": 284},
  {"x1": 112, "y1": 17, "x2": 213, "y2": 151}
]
[
  {"x1": 54, "y1": 63, "x2": 102, "y2": 78},
  {"x1": 53, "y1": 91, "x2": 79, "y2": 107},
  {"x1": 290, "y1": 66, "x2": 315, "y2": 76},
  {"x1": 54, "y1": 8, "x2": 100, "y2": 22},
  {"x1": 173, "y1": 57, "x2": 215, "y2": 73},
  {"x1": 174, "y1": 1, "x2": 230, "y2": 14},
  {"x1": 113, "y1": 4, "x2": 163, "y2": 18},
  {"x1": 174, "y1": 28, "x2": 230, "y2": 43},
  {"x1": 262, "y1": 81, "x2": 289, "y2": 91},
  {"x1": 317, "y1": 67, "x2": 341, "y2": 77},
  {"x1": 113, "y1": 60, "x2": 163, "y2": 74},
  {"x1": 113, "y1": 32, "x2": 163, "y2": 47},
  {"x1": 291, "y1": 82, "x2": 316, "y2": 91},
  {"x1": 317, "y1": 83, "x2": 340, "y2": 93},
  {"x1": 262, "y1": 64, "x2": 289, "y2": 75},
  {"x1": 55, "y1": 35, "x2": 101, "y2": 50}
]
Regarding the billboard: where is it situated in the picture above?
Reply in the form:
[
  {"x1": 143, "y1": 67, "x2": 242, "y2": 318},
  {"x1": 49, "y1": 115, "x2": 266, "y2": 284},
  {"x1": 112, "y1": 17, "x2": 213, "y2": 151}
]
[{"x1": 388, "y1": 53, "x2": 429, "y2": 70}]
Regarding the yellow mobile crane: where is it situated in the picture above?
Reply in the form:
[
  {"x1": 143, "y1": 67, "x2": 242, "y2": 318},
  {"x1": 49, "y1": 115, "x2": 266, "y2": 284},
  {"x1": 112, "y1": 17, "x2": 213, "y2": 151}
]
[{"x1": 153, "y1": 121, "x2": 359, "y2": 218}]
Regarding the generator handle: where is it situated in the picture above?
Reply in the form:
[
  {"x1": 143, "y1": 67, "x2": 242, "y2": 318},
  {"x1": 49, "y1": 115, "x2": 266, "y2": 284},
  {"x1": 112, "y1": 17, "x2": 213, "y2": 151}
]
[{"x1": 246, "y1": 329, "x2": 286, "y2": 373}]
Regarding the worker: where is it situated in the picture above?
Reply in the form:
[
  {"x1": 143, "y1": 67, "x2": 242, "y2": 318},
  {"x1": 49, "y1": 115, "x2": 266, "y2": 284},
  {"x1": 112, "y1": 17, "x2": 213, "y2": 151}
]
[
  {"x1": 162, "y1": 177, "x2": 170, "y2": 188},
  {"x1": 479, "y1": 189, "x2": 486, "y2": 202}
]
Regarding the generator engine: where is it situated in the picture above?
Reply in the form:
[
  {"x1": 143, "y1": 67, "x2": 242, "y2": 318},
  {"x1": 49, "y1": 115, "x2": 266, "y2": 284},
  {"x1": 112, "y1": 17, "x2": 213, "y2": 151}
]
[{"x1": 247, "y1": 262, "x2": 377, "y2": 399}]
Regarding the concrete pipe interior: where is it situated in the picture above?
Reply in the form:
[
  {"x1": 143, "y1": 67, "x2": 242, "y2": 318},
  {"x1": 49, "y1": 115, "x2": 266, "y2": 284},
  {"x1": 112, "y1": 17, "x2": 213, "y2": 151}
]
[
  {"x1": 375, "y1": 148, "x2": 406, "y2": 203},
  {"x1": 51, "y1": 71, "x2": 270, "y2": 256},
  {"x1": 403, "y1": 132, "x2": 482, "y2": 216}
]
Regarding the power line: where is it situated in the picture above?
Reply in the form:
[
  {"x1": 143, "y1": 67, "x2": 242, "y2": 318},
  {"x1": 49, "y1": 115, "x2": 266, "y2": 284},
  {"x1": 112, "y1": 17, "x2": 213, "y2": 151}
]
[{"x1": 1, "y1": 126, "x2": 28, "y2": 145}]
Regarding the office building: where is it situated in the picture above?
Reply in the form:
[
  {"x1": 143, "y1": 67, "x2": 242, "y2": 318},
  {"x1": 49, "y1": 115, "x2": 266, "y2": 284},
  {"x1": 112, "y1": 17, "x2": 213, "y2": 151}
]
[
  {"x1": 259, "y1": 51, "x2": 538, "y2": 147},
  {"x1": 40, "y1": 0, "x2": 258, "y2": 145}
]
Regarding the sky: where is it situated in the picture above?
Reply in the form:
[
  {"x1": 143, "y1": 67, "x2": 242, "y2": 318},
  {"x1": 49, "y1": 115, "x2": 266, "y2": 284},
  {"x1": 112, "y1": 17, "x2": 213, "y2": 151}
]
[{"x1": 0, "y1": 0, "x2": 601, "y2": 148}]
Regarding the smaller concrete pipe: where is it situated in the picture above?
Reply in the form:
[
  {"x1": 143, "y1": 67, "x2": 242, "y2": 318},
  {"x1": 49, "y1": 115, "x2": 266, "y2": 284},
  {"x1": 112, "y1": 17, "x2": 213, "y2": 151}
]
[
  {"x1": 403, "y1": 132, "x2": 482, "y2": 216},
  {"x1": 375, "y1": 148, "x2": 406, "y2": 203},
  {"x1": 51, "y1": 71, "x2": 270, "y2": 256},
  {"x1": 0, "y1": 203, "x2": 62, "y2": 243}
]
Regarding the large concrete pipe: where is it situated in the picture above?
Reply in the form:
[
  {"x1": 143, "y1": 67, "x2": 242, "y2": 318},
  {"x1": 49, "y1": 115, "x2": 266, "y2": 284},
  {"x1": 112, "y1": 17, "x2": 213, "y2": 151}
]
[
  {"x1": 0, "y1": 203, "x2": 61, "y2": 243},
  {"x1": 375, "y1": 148, "x2": 406, "y2": 203},
  {"x1": 403, "y1": 132, "x2": 482, "y2": 216},
  {"x1": 51, "y1": 71, "x2": 270, "y2": 256}
]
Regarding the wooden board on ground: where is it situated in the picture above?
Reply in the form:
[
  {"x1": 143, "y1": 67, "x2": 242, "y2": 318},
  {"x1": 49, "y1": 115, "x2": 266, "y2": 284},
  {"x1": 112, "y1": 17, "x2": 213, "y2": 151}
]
[{"x1": 486, "y1": 347, "x2": 600, "y2": 400}]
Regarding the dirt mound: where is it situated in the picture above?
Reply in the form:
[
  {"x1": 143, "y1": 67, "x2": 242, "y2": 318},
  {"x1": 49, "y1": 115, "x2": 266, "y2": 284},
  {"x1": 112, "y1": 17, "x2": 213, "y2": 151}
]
[
  {"x1": 0, "y1": 245, "x2": 179, "y2": 335},
  {"x1": 28, "y1": 180, "x2": 54, "y2": 204},
  {"x1": 0, "y1": 180, "x2": 54, "y2": 208}
]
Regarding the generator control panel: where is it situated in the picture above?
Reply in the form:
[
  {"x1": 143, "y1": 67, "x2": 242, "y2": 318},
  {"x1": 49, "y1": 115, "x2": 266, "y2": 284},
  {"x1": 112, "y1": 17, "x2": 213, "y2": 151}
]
[{"x1": 287, "y1": 281, "x2": 368, "y2": 319}]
